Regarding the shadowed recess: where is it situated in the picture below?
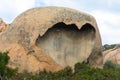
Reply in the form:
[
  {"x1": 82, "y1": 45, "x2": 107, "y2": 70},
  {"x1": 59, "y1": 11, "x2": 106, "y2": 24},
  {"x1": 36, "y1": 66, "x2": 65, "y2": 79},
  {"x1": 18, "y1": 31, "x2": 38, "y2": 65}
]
[{"x1": 35, "y1": 22, "x2": 96, "y2": 67}]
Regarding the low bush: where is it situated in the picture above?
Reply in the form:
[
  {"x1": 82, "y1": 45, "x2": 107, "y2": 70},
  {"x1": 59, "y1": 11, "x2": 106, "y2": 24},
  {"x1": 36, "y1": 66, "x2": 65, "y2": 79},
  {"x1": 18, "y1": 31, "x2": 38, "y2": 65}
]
[
  {"x1": 103, "y1": 44, "x2": 116, "y2": 51},
  {"x1": 1, "y1": 51, "x2": 120, "y2": 80},
  {"x1": 0, "y1": 51, "x2": 17, "y2": 79},
  {"x1": 104, "y1": 60, "x2": 120, "y2": 71}
]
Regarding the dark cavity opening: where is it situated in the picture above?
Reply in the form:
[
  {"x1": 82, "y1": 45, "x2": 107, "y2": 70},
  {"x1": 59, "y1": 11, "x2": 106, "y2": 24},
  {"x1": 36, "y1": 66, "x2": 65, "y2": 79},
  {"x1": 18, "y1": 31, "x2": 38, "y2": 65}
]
[{"x1": 35, "y1": 22, "x2": 96, "y2": 67}]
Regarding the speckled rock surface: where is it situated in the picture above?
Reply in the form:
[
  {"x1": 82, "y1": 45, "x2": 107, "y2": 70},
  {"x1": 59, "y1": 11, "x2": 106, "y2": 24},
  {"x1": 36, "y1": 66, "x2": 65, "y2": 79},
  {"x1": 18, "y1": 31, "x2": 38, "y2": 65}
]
[
  {"x1": 0, "y1": 18, "x2": 8, "y2": 33},
  {"x1": 0, "y1": 7, "x2": 103, "y2": 73},
  {"x1": 103, "y1": 44, "x2": 120, "y2": 64}
]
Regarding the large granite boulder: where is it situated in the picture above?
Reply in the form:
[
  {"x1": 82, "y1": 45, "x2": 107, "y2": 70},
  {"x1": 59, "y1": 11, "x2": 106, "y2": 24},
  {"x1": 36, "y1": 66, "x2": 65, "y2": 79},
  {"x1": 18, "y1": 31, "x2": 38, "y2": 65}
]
[{"x1": 0, "y1": 7, "x2": 103, "y2": 73}]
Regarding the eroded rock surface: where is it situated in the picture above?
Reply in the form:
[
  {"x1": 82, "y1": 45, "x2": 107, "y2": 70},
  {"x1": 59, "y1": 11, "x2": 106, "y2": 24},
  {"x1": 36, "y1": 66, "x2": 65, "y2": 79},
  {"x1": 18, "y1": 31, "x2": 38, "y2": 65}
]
[
  {"x1": 103, "y1": 44, "x2": 120, "y2": 64},
  {"x1": 0, "y1": 7, "x2": 103, "y2": 73},
  {"x1": 0, "y1": 18, "x2": 8, "y2": 33}
]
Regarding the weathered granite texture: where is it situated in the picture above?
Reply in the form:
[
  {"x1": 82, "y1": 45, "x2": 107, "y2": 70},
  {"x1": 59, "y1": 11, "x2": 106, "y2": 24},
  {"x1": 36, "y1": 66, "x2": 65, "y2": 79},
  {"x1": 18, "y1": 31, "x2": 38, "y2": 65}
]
[
  {"x1": 0, "y1": 18, "x2": 8, "y2": 33},
  {"x1": 103, "y1": 44, "x2": 120, "y2": 64},
  {"x1": 0, "y1": 7, "x2": 103, "y2": 73}
]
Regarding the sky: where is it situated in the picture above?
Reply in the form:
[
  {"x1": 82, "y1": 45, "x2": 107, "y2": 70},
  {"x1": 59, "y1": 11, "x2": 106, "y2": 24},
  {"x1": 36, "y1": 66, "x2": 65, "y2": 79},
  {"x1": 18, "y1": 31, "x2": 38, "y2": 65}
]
[{"x1": 0, "y1": 0, "x2": 120, "y2": 45}]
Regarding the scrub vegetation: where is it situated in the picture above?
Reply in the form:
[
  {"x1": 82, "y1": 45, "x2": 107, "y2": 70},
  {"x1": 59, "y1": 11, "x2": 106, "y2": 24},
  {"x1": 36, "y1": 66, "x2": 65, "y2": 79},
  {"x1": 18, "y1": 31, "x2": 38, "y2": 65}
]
[{"x1": 0, "y1": 51, "x2": 120, "y2": 80}]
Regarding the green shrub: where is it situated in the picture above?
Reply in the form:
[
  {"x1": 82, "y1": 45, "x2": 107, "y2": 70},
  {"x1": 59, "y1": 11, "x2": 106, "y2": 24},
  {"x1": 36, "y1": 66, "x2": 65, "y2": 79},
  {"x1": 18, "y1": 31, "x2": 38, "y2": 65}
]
[
  {"x1": 103, "y1": 44, "x2": 116, "y2": 51},
  {"x1": 1, "y1": 51, "x2": 120, "y2": 80},
  {"x1": 7, "y1": 62, "x2": 120, "y2": 80},
  {"x1": 0, "y1": 51, "x2": 17, "y2": 79},
  {"x1": 104, "y1": 61, "x2": 120, "y2": 70},
  {"x1": 52, "y1": 66, "x2": 72, "y2": 80},
  {"x1": 0, "y1": 51, "x2": 10, "y2": 76},
  {"x1": 74, "y1": 63, "x2": 90, "y2": 73}
]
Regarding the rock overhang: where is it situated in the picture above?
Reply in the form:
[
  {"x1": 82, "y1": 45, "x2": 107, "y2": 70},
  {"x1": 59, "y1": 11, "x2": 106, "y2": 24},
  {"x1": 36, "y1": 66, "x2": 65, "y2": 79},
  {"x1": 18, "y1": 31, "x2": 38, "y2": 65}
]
[
  {"x1": 8, "y1": 7, "x2": 101, "y2": 45},
  {"x1": 0, "y1": 6, "x2": 103, "y2": 72},
  {"x1": 35, "y1": 22, "x2": 96, "y2": 67}
]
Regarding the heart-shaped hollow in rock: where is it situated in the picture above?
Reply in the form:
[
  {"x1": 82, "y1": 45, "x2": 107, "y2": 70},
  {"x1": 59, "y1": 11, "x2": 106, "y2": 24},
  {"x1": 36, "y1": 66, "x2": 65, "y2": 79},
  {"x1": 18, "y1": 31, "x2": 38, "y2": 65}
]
[
  {"x1": 36, "y1": 22, "x2": 96, "y2": 67},
  {"x1": 0, "y1": 7, "x2": 103, "y2": 73}
]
